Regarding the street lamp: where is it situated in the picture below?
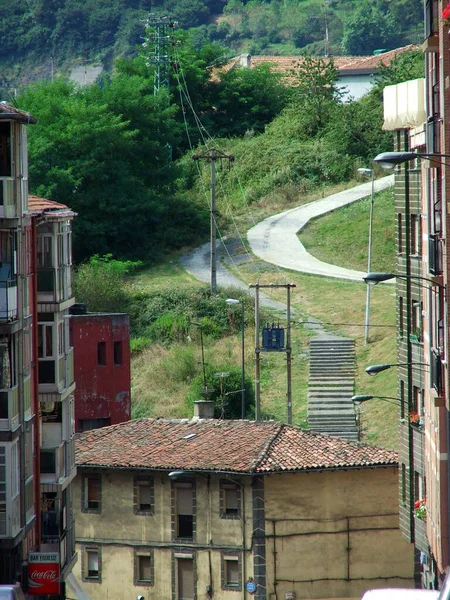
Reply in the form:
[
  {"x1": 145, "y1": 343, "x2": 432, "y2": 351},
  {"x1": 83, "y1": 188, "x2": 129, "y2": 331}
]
[
  {"x1": 363, "y1": 271, "x2": 444, "y2": 287},
  {"x1": 226, "y1": 298, "x2": 246, "y2": 419},
  {"x1": 351, "y1": 394, "x2": 401, "y2": 406},
  {"x1": 357, "y1": 167, "x2": 375, "y2": 345},
  {"x1": 374, "y1": 151, "x2": 450, "y2": 169},
  {"x1": 365, "y1": 362, "x2": 428, "y2": 376}
]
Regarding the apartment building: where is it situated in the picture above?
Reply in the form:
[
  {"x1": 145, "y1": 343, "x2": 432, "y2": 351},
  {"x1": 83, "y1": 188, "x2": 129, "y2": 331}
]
[
  {"x1": 0, "y1": 101, "x2": 77, "y2": 592},
  {"x1": 71, "y1": 415, "x2": 414, "y2": 600},
  {"x1": 374, "y1": 0, "x2": 450, "y2": 586}
]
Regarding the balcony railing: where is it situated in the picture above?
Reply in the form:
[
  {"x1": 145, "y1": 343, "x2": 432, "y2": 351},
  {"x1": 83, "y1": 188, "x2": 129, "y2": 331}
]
[
  {"x1": 414, "y1": 516, "x2": 429, "y2": 554},
  {"x1": 0, "y1": 279, "x2": 17, "y2": 322}
]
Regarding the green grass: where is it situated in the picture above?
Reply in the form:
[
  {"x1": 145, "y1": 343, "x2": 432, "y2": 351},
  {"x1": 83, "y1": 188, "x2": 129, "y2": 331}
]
[
  {"x1": 129, "y1": 180, "x2": 398, "y2": 449},
  {"x1": 299, "y1": 187, "x2": 396, "y2": 272}
]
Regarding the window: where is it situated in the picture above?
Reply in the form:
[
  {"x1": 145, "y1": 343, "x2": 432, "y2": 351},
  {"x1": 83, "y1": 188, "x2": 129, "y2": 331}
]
[
  {"x1": 134, "y1": 550, "x2": 154, "y2": 585},
  {"x1": 134, "y1": 476, "x2": 153, "y2": 514},
  {"x1": 114, "y1": 341, "x2": 122, "y2": 365},
  {"x1": 220, "y1": 481, "x2": 241, "y2": 518},
  {"x1": 82, "y1": 474, "x2": 101, "y2": 513},
  {"x1": 398, "y1": 297, "x2": 404, "y2": 337},
  {"x1": 37, "y1": 235, "x2": 53, "y2": 268},
  {"x1": 83, "y1": 547, "x2": 101, "y2": 582},
  {"x1": 222, "y1": 554, "x2": 241, "y2": 590},
  {"x1": 176, "y1": 556, "x2": 194, "y2": 600},
  {"x1": 397, "y1": 213, "x2": 403, "y2": 254},
  {"x1": 78, "y1": 418, "x2": 110, "y2": 432},
  {"x1": 174, "y1": 482, "x2": 194, "y2": 539},
  {"x1": 410, "y1": 214, "x2": 421, "y2": 255},
  {"x1": 412, "y1": 301, "x2": 423, "y2": 341},
  {"x1": 97, "y1": 342, "x2": 106, "y2": 366},
  {"x1": 0, "y1": 122, "x2": 11, "y2": 177}
]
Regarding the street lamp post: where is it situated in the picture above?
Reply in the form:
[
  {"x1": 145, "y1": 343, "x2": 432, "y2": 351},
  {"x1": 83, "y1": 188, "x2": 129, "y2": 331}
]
[
  {"x1": 358, "y1": 167, "x2": 375, "y2": 344},
  {"x1": 351, "y1": 394, "x2": 401, "y2": 406},
  {"x1": 226, "y1": 298, "x2": 246, "y2": 419}
]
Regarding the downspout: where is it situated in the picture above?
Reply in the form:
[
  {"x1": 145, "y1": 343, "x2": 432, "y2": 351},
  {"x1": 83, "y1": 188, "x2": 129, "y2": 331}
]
[{"x1": 31, "y1": 216, "x2": 40, "y2": 544}]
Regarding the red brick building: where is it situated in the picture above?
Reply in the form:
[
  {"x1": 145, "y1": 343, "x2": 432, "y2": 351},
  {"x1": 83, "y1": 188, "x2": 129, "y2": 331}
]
[{"x1": 69, "y1": 308, "x2": 131, "y2": 432}]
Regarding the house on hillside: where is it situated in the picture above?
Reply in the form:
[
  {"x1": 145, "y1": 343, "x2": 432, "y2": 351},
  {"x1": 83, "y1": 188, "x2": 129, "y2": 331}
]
[
  {"x1": 69, "y1": 411, "x2": 414, "y2": 600},
  {"x1": 222, "y1": 45, "x2": 418, "y2": 101}
]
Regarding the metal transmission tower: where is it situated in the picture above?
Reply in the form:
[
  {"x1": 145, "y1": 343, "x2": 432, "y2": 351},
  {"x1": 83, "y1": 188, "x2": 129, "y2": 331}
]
[{"x1": 143, "y1": 15, "x2": 177, "y2": 96}]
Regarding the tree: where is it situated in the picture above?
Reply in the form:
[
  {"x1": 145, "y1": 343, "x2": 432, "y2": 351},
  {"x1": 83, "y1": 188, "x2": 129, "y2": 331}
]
[
  {"x1": 17, "y1": 76, "x2": 207, "y2": 262},
  {"x1": 207, "y1": 64, "x2": 292, "y2": 137},
  {"x1": 290, "y1": 54, "x2": 342, "y2": 137},
  {"x1": 341, "y1": 0, "x2": 397, "y2": 56}
]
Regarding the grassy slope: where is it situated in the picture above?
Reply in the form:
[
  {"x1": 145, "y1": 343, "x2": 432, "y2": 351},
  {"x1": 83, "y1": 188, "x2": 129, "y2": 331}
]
[{"x1": 130, "y1": 181, "x2": 398, "y2": 449}]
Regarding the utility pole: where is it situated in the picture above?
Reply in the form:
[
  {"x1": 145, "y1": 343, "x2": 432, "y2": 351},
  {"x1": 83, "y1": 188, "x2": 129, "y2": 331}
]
[
  {"x1": 192, "y1": 149, "x2": 234, "y2": 294},
  {"x1": 249, "y1": 281, "x2": 296, "y2": 423},
  {"x1": 143, "y1": 14, "x2": 177, "y2": 98}
]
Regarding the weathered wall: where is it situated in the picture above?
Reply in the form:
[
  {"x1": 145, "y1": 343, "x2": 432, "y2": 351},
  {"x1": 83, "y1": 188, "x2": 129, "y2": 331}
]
[
  {"x1": 264, "y1": 468, "x2": 414, "y2": 600},
  {"x1": 72, "y1": 470, "x2": 254, "y2": 600},
  {"x1": 70, "y1": 313, "x2": 130, "y2": 429}
]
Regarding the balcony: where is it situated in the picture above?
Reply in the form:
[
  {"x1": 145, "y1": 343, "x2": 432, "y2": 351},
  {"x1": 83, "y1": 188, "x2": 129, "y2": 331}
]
[
  {"x1": 40, "y1": 439, "x2": 76, "y2": 487},
  {"x1": 39, "y1": 347, "x2": 75, "y2": 397},
  {"x1": 0, "y1": 385, "x2": 19, "y2": 431},
  {"x1": 0, "y1": 279, "x2": 17, "y2": 322},
  {"x1": 0, "y1": 179, "x2": 17, "y2": 219},
  {"x1": 38, "y1": 266, "x2": 73, "y2": 305}
]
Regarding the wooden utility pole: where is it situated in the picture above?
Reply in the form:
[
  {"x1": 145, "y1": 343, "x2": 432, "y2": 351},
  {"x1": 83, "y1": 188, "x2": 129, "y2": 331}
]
[
  {"x1": 193, "y1": 148, "x2": 234, "y2": 294},
  {"x1": 249, "y1": 282, "x2": 296, "y2": 423}
]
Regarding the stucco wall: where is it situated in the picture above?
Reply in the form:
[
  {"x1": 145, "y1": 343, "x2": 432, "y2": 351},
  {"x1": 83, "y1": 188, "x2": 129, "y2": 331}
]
[
  {"x1": 72, "y1": 470, "x2": 254, "y2": 600},
  {"x1": 264, "y1": 468, "x2": 414, "y2": 599},
  {"x1": 70, "y1": 466, "x2": 413, "y2": 600}
]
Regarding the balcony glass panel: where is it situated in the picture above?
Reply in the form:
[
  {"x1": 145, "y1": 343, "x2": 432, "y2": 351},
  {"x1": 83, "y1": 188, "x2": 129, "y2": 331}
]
[
  {"x1": 39, "y1": 360, "x2": 56, "y2": 384},
  {"x1": 37, "y1": 268, "x2": 55, "y2": 293}
]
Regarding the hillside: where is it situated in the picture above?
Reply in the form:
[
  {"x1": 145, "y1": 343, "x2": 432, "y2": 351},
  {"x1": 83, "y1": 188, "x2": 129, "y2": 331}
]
[{"x1": 1, "y1": 0, "x2": 422, "y2": 99}]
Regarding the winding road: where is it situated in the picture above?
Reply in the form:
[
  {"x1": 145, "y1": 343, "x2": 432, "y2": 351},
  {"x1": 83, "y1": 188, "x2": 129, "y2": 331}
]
[{"x1": 181, "y1": 175, "x2": 395, "y2": 290}]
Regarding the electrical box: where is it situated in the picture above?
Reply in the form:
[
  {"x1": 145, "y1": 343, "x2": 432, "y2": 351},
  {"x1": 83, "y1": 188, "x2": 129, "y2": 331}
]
[{"x1": 262, "y1": 323, "x2": 285, "y2": 350}]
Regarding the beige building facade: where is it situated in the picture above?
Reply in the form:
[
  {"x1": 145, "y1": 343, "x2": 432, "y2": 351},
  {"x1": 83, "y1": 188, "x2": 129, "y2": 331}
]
[{"x1": 70, "y1": 418, "x2": 414, "y2": 600}]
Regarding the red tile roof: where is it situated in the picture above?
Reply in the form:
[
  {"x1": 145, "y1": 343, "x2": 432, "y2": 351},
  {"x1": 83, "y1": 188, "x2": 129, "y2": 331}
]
[
  {"x1": 218, "y1": 45, "x2": 418, "y2": 81},
  {"x1": 75, "y1": 419, "x2": 397, "y2": 474},
  {"x1": 28, "y1": 195, "x2": 76, "y2": 218},
  {"x1": 28, "y1": 195, "x2": 69, "y2": 212},
  {"x1": 0, "y1": 101, "x2": 37, "y2": 124}
]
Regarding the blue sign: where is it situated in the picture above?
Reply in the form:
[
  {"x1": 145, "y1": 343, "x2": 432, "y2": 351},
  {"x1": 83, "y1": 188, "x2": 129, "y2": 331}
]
[{"x1": 245, "y1": 580, "x2": 257, "y2": 594}]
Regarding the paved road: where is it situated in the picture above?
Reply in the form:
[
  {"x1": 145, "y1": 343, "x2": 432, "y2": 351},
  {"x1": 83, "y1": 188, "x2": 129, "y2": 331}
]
[
  {"x1": 247, "y1": 175, "x2": 394, "y2": 281},
  {"x1": 181, "y1": 175, "x2": 395, "y2": 310}
]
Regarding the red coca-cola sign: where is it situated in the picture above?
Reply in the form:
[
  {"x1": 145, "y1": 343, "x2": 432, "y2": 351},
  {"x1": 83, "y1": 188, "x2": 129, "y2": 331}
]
[{"x1": 28, "y1": 552, "x2": 60, "y2": 596}]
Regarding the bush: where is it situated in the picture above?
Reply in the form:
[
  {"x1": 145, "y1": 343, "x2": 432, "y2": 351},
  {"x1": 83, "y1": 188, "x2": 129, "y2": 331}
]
[
  {"x1": 186, "y1": 363, "x2": 254, "y2": 419},
  {"x1": 73, "y1": 254, "x2": 141, "y2": 313}
]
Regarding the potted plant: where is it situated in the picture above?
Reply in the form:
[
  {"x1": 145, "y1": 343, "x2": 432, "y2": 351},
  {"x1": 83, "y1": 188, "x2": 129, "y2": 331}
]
[
  {"x1": 443, "y1": 3, "x2": 450, "y2": 26},
  {"x1": 409, "y1": 411, "x2": 422, "y2": 426},
  {"x1": 414, "y1": 498, "x2": 427, "y2": 520}
]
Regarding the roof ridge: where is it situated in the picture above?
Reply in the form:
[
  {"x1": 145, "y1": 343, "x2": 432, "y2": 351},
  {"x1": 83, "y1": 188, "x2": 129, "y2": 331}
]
[{"x1": 253, "y1": 422, "x2": 285, "y2": 471}]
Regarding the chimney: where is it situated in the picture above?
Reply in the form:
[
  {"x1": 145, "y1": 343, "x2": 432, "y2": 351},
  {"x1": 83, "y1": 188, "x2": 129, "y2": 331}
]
[{"x1": 194, "y1": 400, "x2": 215, "y2": 419}]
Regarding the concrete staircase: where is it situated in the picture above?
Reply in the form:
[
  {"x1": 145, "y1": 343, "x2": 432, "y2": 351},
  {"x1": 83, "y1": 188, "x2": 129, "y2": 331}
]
[{"x1": 307, "y1": 335, "x2": 359, "y2": 441}]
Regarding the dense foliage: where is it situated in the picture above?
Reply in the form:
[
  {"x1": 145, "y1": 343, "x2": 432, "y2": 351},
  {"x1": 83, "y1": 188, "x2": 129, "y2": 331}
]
[
  {"x1": 1, "y1": 0, "x2": 423, "y2": 98},
  {"x1": 16, "y1": 45, "x2": 424, "y2": 262}
]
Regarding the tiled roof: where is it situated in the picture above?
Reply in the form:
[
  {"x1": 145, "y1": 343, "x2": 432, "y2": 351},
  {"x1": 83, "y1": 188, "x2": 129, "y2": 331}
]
[
  {"x1": 75, "y1": 419, "x2": 397, "y2": 474},
  {"x1": 0, "y1": 101, "x2": 37, "y2": 124},
  {"x1": 28, "y1": 196, "x2": 69, "y2": 212},
  {"x1": 219, "y1": 45, "x2": 418, "y2": 79},
  {"x1": 28, "y1": 195, "x2": 76, "y2": 219}
]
